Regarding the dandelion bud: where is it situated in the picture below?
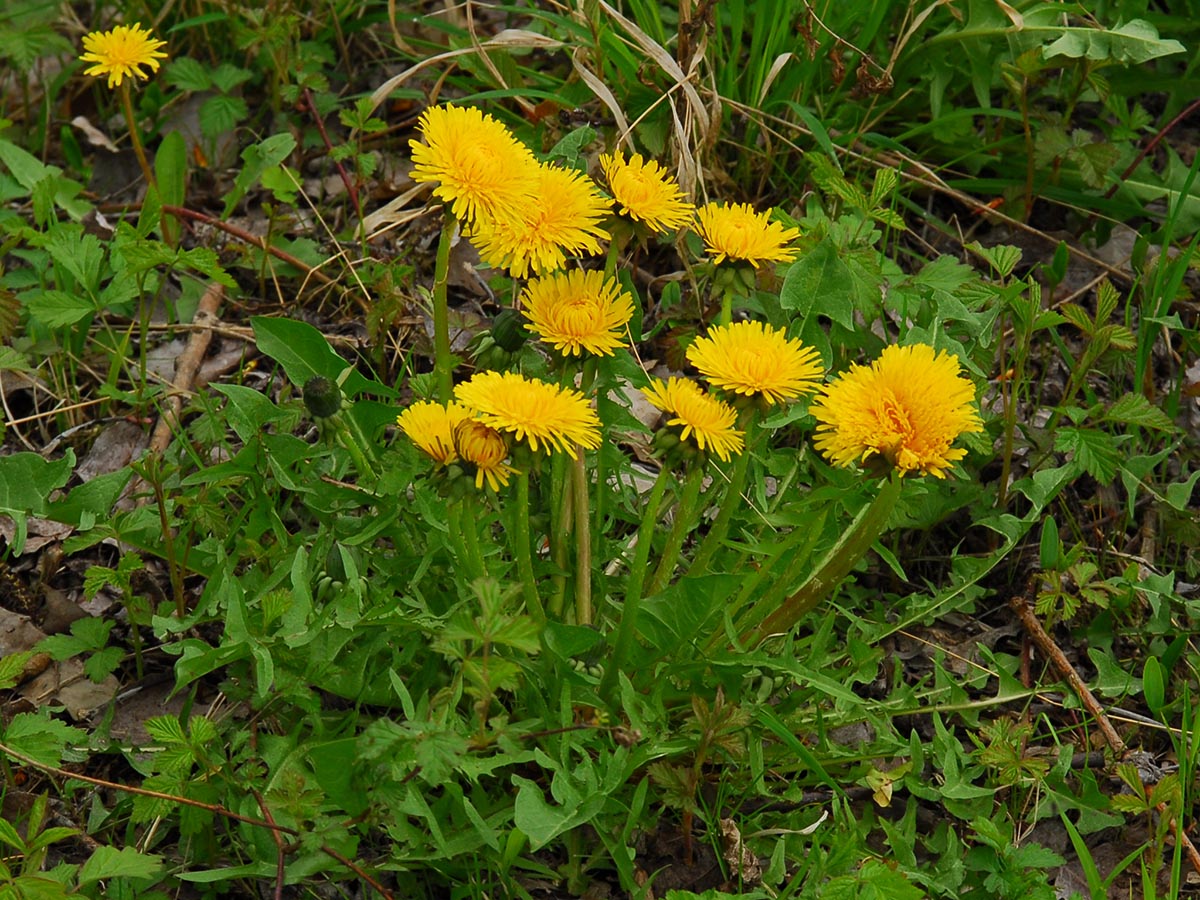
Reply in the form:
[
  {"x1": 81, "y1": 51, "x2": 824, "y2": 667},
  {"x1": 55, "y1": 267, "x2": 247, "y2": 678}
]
[{"x1": 303, "y1": 376, "x2": 342, "y2": 419}]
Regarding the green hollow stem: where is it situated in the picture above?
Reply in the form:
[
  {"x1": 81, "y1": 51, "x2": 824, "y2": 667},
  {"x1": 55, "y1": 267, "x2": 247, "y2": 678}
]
[
  {"x1": 718, "y1": 288, "x2": 735, "y2": 326},
  {"x1": 330, "y1": 406, "x2": 378, "y2": 482},
  {"x1": 573, "y1": 360, "x2": 598, "y2": 626},
  {"x1": 512, "y1": 471, "x2": 546, "y2": 625},
  {"x1": 548, "y1": 453, "x2": 571, "y2": 620},
  {"x1": 600, "y1": 465, "x2": 671, "y2": 703},
  {"x1": 646, "y1": 463, "x2": 707, "y2": 597},
  {"x1": 707, "y1": 506, "x2": 830, "y2": 654},
  {"x1": 432, "y1": 211, "x2": 458, "y2": 403},
  {"x1": 119, "y1": 81, "x2": 156, "y2": 191},
  {"x1": 741, "y1": 473, "x2": 903, "y2": 646},
  {"x1": 572, "y1": 449, "x2": 592, "y2": 625},
  {"x1": 687, "y1": 409, "x2": 757, "y2": 575},
  {"x1": 448, "y1": 498, "x2": 485, "y2": 581}
]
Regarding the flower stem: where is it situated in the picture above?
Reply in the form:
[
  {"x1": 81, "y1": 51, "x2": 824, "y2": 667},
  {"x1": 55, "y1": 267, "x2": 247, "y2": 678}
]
[
  {"x1": 119, "y1": 81, "x2": 156, "y2": 191},
  {"x1": 718, "y1": 288, "x2": 734, "y2": 326},
  {"x1": 573, "y1": 360, "x2": 598, "y2": 626},
  {"x1": 572, "y1": 449, "x2": 592, "y2": 625},
  {"x1": 741, "y1": 473, "x2": 903, "y2": 646},
  {"x1": 448, "y1": 498, "x2": 486, "y2": 581},
  {"x1": 646, "y1": 463, "x2": 706, "y2": 597},
  {"x1": 687, "y1": 409, "x2": 756, "y2": 575},
  {"x1": 548, "y1": 453, "x2": 571, "y2": 619},
  {"x1": 600, "y1": 465, "x2": 671, "y2": 703},
  {"x1": 512, "y1": 471, "x2": 546, "y2": 625},
  {"x1": 432, "y1": 211, "x2": 458, "y2": 403}
]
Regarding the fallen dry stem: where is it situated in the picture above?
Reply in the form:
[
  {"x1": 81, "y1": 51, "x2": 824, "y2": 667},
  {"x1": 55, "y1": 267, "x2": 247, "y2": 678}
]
[
  {"x1": 0, "y1": 739, "x2": 395, "y2": 899},
  {"x1": 1010, "y1": 591, "x2": 1200, "y2": 876}
]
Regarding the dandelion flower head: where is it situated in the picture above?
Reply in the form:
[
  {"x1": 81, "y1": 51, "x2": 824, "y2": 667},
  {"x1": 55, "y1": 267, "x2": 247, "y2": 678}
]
[
  {"x1": 695, "y1": 202, "x2": 800, "y2": 268},
  {"x1": 471, "y1": 162, "x2": 612, "y2": 278},
  {"x1": 522, "y1": 269, "x2": 634, "y2": 357},
  {"x1": 79, "y1": 23, "x2": 168, "y2": 89},
  {"x1": 600, "y1": 151, "x2": 694, "y2": 233},
  {"x1": 409, "y1": 105, "x2": 538, "y2": 225},
  {"x1": 810, "y1": 343, "x2": 982, "y2": 479},
  {"x1": 397, "y1": 401, "x2": 472, "y2": 466},
  {"x1": 642, "y1": 377, "x2": 745, "y2": 462},
  {"x1": 455, "y1": 371, "x2": 601, "y2": 457},
  {"x1": 454, "y1": 419, "x2": 516, "y2": 491},
  {"x1": 687, "y1": 320, "x2": 823, "y2": 405}
]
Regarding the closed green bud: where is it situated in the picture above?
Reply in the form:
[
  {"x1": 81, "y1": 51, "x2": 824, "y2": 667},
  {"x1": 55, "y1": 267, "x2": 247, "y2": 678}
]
[
  {"x1": 491, "y1": 308, "x2": 530, "y2": 353},
  {"x1": 303, "y1": 376, "x2": 342, "y2": 419}
]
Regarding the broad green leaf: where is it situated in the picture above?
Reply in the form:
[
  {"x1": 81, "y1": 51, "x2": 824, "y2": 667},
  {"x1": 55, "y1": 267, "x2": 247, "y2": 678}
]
[
  {"x1": 0, "y1": 450, "x2": 75, "y2": 512},
  {"x1": 1043, "y1": 19, "x2": 1185, "y2": 65},
  {"x1": 223, "y1": 132, "x2": 296, "y2": 217},
  {"x1": 513, "y1": 770, "x2": 606, "y2": 849},
  {"x1": 21, "y1": 289, "x2": 94, "y2": 328},
  {"x1": 1100, "y1": 392, "x2": 1174, "y2": 432},
  {"x1": 1088, "y1": 648, "x2": 1140, "y2": 698},
  {"x1": 252, "y1": 315, "x2": 388, "y2": 399},
  {"x1": 1166, "y1": 469, "x2": 1200, "y2": 511},
  {"x1": 78, "y1": 845, "x2": 163, "y2": 885},
  {"x1": 779, "y1": 235, "x2": 855, "y2": 330},
  {"x1": 1143, "y1": 656, "x2": 1165, "y2": 714}
]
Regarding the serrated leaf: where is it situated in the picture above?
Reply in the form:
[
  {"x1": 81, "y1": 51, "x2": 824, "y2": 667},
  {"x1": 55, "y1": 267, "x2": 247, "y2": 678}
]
[
  {"x1": 23, "y1": 288, "x2": 95, "y2": 328},
  {"x1": 1058, "y1": 302, "x2": 1092, "y2": 333},
  {"x1": 165, "y1": 57, "x2": 212, "y2": 92},
  {"x1": 83, "y1": 647, "x2": 124, "y2": 683},
  {"x1": 1054, "y1": 427, "x2": 1120, "y2": 483},
  {"x1": 199, "y1": 94, "x2": 249, "y2": 142},
  {"x1": 1072, "y1": 140, "x2": 1122, "y2": 190},
  {"x1": 1103, "y1": 325, "x2": 1136, "y2": 351},
  {"x1": 1095, "y1": 279, "x2": 1119, "y2": 322},
  {"x1": 3, "y1": 712, "x2": 86, "y2": 766},
  {"x1": 210, "y1": 63, "x2": 253, "y2": 94},
  {"x1": 78, "y1": 846, "x2": 163, "y2": 885},
  {"x1": 966, "y1": 241, "x2": 1021, "y2": 279},
  {"x1": 0, "y1": 651, "x2": 33, "y2": 691},
  {"x1": 0, "y1": 344, "x2": 31, "y2": 372},
  {"x1": 870, "y1": 168, "x2": 898, "y2": 206},
  {"x1": 144, "y1": 716, "x2": 189, "y2": 746},
  {"x1": 1101, "y1": 393, "x2": 1174, "y2": 432}
]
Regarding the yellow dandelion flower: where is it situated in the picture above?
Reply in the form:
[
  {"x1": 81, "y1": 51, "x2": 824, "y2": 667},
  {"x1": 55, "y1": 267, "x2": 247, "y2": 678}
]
[
  {"x1": 686, "y1": 320, "x2": 823, "y2": 405},
  {"x1": 642, "y1": 377, "x2": 745, "y2": 462},
  {"x1": 409, "y1": 104, "x2": 539, "y2": 225},
  {"x1": 454, "y1": 419, "x2": 516, "y2": 491},
  {"x1": 600, "y1": 151, "x2": 694, "y2": 233},
  {"x1": 810, "y1": 344, "x2": 983, "y2": 479},
  {"x1": 695, "y1": 202, "x2": 800, "y2": 268},
  {"x1": 79, "y1": 23, "x2": 168, "y2": 89},
  {"x1": 521, "y1": 269, "x2": 634, "y2": 357},
  {"x1": 397, "y1": 401, "x2": 471, "y2": 465},
  {"x1": 471, "y1": 162, "x2": 612, "y2": 278},
  {"x1": 455, "y1": 371, "x2": 601, "y2": 457}
]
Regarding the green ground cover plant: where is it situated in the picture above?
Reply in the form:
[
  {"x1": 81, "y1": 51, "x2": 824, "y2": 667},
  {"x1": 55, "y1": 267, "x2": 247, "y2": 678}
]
[{"x1": 1, "y1": 1, "x2": 1199, "y2": 898}]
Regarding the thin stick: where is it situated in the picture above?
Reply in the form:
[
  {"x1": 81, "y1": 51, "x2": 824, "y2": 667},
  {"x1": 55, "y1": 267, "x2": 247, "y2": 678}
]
[
  {"x1": 252, "y1": 789, "x2": 286, "y2": 900},
  {"x1": 1010, "y1": 591, "x2": 1200, "y2": 876},
  {"x1": 1009, "y1": 591, "x2": 1125, "y2": 754},
  {"x1": 147, "y1": 283, "x2": 224, "y2": 455},
  {"x1": 0, "y1": 740, "x2": 395, "y2": 899},
  {"x1": 161, "y1": 205, "x2": 336, "y2": 286}
]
